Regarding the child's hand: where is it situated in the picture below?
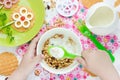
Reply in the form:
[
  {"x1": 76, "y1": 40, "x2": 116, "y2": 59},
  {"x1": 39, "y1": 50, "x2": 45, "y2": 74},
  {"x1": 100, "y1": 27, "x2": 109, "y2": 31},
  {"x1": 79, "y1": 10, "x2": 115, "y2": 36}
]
[
  {"x1": 18, "y1": 35, "x2": 44, "y2": 76},
  {"x1": 8, "y1": 36, "x2": 44, "y2": 80},
  {"x1": 76, "y1": 50, "x2": 120, "y2": 80}
]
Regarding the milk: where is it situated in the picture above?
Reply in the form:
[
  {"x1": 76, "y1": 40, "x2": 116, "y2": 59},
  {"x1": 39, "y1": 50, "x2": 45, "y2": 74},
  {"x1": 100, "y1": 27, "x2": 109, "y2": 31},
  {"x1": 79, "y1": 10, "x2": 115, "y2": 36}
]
[
  {"x1": 49, "y1": 34, "x2": 79, "y2": 59},
  {"x1": 49, "y1": 47, "x2": 64, "y2": 59}
]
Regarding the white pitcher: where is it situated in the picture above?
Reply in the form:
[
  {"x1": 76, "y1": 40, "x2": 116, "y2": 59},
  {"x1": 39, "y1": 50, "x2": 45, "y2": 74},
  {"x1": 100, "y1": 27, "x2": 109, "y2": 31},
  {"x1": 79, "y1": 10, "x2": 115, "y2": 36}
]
[{"x1": 85, "y1": 2, "x2": 119, "y2": 35}]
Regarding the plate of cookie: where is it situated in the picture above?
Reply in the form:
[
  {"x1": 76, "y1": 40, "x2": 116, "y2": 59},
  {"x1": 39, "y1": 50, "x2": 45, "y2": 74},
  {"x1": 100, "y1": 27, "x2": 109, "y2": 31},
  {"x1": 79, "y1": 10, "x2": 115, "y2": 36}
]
[{"x1": 0, "y1": 0, "x2": 45, "y2": 46}]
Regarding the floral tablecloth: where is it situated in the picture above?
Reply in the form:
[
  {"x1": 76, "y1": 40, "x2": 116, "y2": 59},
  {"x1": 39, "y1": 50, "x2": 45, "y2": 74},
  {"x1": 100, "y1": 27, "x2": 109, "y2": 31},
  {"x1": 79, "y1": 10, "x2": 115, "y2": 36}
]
[{"x1": 0, "y1": 0, "x2": 120, "y2": 80}]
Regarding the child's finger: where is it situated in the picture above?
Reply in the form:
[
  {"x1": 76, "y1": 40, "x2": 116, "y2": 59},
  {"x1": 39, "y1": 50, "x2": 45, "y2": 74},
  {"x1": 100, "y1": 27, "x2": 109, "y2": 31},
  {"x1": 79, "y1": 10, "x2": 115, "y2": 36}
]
[
  {"x1": 75, "y1": 57, "x2": 87, "y2": 68},
  {"x1": 81, "y1": 50, "x2": 95, "y2": 60},
  {"x1": 83, "y1": 68, "x2": 97, "y2": 77},
  {"x1": 27, "y1": 35, "x2": 40, "y2": 57},
  {"x1": 33, "y1": 54, "x2": 44, "y2": 64}
]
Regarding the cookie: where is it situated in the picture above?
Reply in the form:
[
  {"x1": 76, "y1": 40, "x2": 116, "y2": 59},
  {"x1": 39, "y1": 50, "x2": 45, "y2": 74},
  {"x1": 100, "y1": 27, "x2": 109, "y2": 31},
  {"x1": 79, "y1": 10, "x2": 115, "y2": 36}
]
[
  {"x1": 0, "y1": 0, "x2": 19, "y2": 9},
  {"x1": 0, "y1": 52, "x2": 18, "y2": 76},
  {"x1": 11, "y1": 7, "x2": 35, "y2": 32},
  {"x1": 81, "y1": 0, "x2": 103, "y2": 8},
  {"x1": 34, "y1": 69, "x2": 41, "y2": 76},
  {"x1": 114, "y1": 0, "x2": 120, "y2": 7}
]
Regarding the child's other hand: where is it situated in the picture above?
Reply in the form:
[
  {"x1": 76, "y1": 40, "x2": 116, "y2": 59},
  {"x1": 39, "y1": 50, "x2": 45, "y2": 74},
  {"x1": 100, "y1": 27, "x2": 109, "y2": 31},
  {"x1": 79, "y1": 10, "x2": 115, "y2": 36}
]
[
  {"x1": 8, "y1": 36, "x2": 44, "y2": 80},
  {"x1": 18, "y1": 35, "x2": 44, "y2": 76},
  {"x1": 76, "y1": 50, "x2": 120, "y2": 80}
]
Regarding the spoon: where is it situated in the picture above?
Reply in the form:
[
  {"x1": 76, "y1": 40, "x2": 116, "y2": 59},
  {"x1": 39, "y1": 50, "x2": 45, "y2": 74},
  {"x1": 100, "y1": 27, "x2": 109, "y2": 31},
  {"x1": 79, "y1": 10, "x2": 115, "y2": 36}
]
[
  {"x1": 76, "y1": 20, "x2": 115, "y2": 62},
  {"x1": 48, "y1": 46, "x2": 79, "y2": 59}
]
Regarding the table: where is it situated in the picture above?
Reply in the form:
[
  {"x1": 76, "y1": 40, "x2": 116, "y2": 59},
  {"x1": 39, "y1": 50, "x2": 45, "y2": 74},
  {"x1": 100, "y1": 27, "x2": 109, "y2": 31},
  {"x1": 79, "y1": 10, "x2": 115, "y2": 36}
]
[{"x1": 0, "y1": 0, "x2": 120, "y2": 80}]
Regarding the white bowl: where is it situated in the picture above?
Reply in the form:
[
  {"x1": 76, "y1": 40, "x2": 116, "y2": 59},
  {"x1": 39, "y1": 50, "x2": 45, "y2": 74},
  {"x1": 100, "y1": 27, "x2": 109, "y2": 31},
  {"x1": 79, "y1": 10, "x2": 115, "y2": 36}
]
[{"x1": 37, "y1": 28, "x2": 82, "y2": 74}]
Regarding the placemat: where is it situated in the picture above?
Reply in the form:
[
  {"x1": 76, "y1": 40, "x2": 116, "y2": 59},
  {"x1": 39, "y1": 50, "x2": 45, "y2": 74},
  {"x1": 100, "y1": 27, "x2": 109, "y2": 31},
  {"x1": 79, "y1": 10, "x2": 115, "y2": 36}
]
[{"x1": 0, "y1": 0, "x2": 120, "y2": 80}]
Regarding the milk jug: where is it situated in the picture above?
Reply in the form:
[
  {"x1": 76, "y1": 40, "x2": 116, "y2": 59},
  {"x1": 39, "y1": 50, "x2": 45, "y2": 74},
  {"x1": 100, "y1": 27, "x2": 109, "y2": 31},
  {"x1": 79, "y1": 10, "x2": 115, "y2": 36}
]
[{"x1": 85, "y1": 3, "x2": 119, "y2": 35}]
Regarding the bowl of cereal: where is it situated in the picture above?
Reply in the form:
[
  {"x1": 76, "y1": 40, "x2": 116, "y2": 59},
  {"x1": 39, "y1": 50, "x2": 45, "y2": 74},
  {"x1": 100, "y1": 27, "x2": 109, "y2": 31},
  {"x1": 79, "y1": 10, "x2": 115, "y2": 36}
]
[{"x1": 37, "y1": 28, "x2": 82, "y2": 74}]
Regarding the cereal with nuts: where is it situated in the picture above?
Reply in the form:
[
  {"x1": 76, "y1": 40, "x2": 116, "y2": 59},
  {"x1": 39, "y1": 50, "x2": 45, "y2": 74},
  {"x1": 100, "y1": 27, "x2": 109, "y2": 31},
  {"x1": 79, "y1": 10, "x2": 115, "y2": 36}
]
[{"x1": 41, "y1": 34, "x2": 79, "y2": 69}]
